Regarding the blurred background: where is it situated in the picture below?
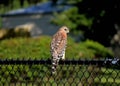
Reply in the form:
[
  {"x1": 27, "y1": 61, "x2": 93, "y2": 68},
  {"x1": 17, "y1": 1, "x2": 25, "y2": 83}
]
[{"x1": 0, "y1": 0, "x2": 120, "y2": 59}]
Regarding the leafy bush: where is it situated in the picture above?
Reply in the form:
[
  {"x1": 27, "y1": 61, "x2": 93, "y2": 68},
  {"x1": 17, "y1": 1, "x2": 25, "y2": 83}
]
[
  {"x1": 0, "y1": 36, "x2": 113, "y2": 60},
  {"x1": 0, "y1": 36, "x2": 51, "y2": 59},
  {"x1": 66, "y1": 38, "x2": 113, "y2": 59},
  {"x1": 82, "y1": 40, "x2": 114, "y2": 58},
  {"x1": 51, "y1": 7, "x2": 93, "y2": 34}
]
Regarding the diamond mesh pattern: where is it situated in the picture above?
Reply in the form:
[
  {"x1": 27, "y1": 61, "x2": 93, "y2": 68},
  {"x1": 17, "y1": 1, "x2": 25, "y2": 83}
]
[{"x1": 0, "y1": 59, "x2": 119, "y2": 86}]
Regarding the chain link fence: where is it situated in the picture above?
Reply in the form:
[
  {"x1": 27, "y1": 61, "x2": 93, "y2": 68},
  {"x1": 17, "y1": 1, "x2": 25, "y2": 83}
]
[{"x1": 0, "y1": 58, "x2": 120, "y2": 86}]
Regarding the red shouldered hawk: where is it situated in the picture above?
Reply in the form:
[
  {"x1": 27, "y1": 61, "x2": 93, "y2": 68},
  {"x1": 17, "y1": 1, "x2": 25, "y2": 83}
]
[{"x1": 50, "y1": 26, "x2": 69, "y2": 74}]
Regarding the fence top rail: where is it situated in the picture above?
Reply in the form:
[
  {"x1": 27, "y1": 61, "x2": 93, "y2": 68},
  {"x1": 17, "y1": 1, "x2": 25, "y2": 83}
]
[{"x1": 0, "y1": 58, "x2": 119, "y2": 66}]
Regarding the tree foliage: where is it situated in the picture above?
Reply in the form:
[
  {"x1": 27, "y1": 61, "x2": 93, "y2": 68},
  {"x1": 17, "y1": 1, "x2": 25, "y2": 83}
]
[{"x1": 52, "y1": 0, "x2": 120, "y2": 46}]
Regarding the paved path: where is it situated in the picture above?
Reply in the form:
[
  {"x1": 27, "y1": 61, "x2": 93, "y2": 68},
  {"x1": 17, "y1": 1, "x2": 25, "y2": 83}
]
[{"x1": 2, "y1": 14, "x2": 60, "y2": 37}]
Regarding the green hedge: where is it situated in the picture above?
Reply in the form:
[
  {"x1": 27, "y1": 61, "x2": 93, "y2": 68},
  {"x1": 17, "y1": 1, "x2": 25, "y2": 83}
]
[{"x1": 0, "y1": 36, "x2": 113, "y2": 59}]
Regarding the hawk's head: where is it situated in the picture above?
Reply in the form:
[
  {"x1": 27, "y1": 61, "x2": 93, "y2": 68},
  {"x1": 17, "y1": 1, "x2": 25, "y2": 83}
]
[{"x1": 59, "y1": 26, "x2": 69, "y2": 34}]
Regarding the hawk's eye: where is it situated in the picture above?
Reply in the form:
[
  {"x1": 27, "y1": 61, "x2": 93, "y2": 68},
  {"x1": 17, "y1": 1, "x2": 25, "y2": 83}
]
[{"x1": 64, "y1": 28, "x2": 67, "y2": 31}]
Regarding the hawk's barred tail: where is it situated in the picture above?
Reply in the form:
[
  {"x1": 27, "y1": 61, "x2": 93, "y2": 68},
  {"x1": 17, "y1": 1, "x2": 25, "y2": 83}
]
[{"x1": 51, "y1": 57, "x2": 60, "y2": 74}]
